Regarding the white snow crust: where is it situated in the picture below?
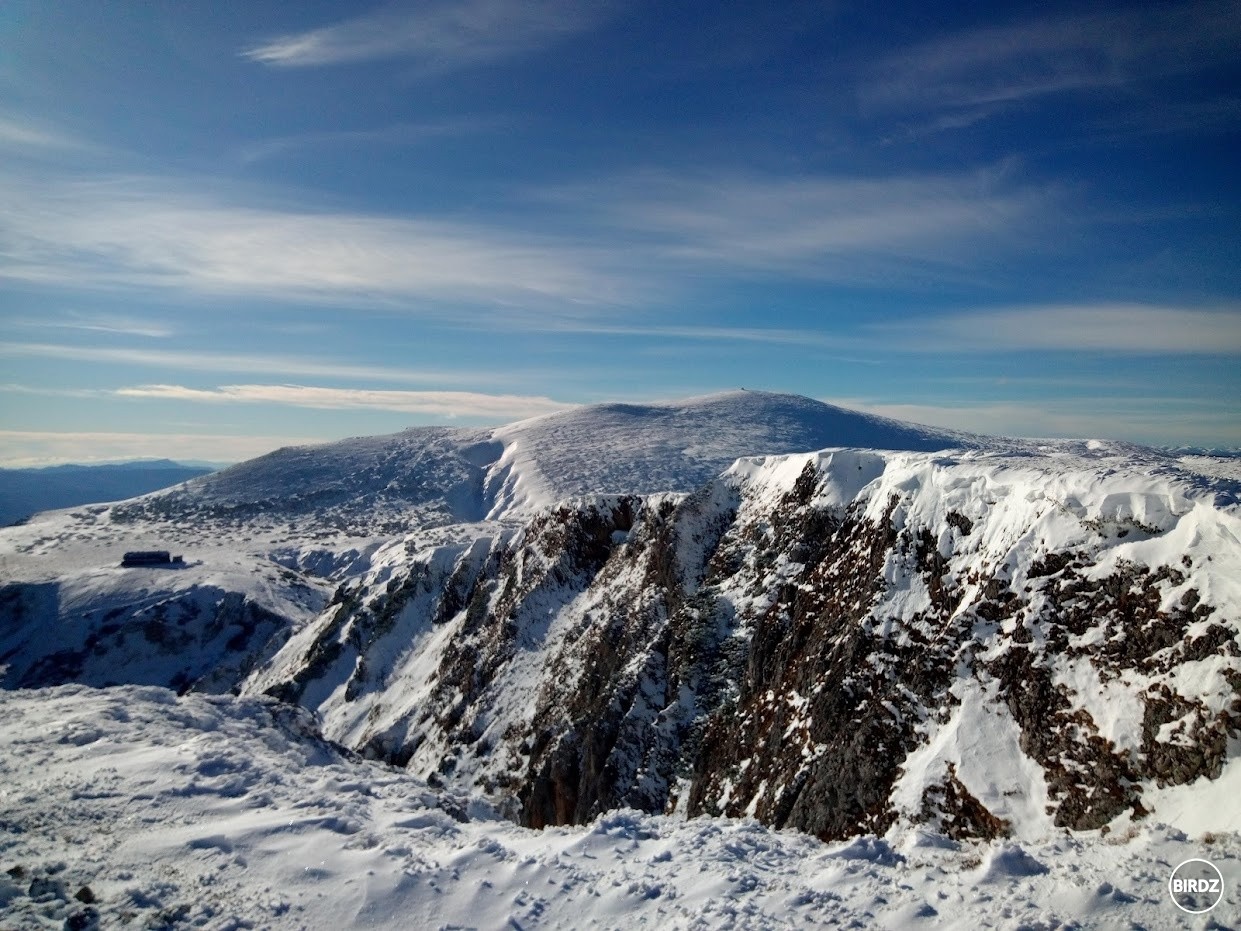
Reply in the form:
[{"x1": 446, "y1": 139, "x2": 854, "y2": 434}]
[{"x1": 2, "y1": 684, "x2": 1237, "y2": 930}]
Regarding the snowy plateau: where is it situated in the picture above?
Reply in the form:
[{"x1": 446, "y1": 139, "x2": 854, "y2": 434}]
[{"x1": 1, "y1": 390, "x2": 1239, "y2": 929}]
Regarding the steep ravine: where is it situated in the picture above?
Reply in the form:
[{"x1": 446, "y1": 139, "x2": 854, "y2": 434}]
[{"x1": 246, "y1": 448, "x2": 1241, "y2": 842}]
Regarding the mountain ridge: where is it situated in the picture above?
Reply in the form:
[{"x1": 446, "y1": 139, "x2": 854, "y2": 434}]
[
  {"x1": 1, "y1": 390, "x2": 1238, "y2": 849},
  {"x1": 104, "y1": 391, "x2": 1001, "y2": 536}
]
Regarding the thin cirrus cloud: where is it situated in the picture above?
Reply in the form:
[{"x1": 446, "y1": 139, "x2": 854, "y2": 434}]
[
  {"x1": 0, "y1": 383, "x2": 106, "y2": 401},
  {"x1": 0, "y1": 114, "x2": 87, "y2": 151},
  {"x1": 556, "y1": 168, "x2": 1050, "y2": 280},
  {"x1": 0, "y1": 342, "x2": 492, "y2": 386},
  {"x1": 242, "y1": 0, "x2": 614, "y2": 70},
  {"x1": 235, "y1": 118, "x2": 502, "y2": 164},
  {"x1": 548, "y1": 322, "x2": 849, "y2": 347},
  {"x1": 114, "y1": 384, "x2": 577, "y2": 420},
  {"x1": 542, "y1": 322, "x2": 884, "y2": 364},
  {"x1": 862, "y1": 0, "x2": 1241, "y2": 115},
  {"x1": 881, "y1": 304, "x2": 1241, "y2": 354},
  {"x1": 828, "y1": 397, "x2": 1241, "y2": 446},
  {"x1": 0, "y1": 176, "x2": 625, "y2": 308},
  {"x1": 0, "y1": 166, "x2": 1052, "y2": 309},
  {"x1": 13, "y1": 312, "x2": 175, "y2": 339}
]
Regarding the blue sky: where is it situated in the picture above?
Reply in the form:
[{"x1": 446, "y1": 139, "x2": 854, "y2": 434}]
[{"x1": 2, "y1": 0, "x2": 1239, "y2": 465}]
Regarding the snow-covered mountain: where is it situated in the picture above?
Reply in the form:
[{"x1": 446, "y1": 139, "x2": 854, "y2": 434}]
[
  {"x1": 2, "y1": 390, "x2": 1239, "y2": 863},
  {"x1": 0, "y1": 391, "x2": 983, "y2": 695},
  {"x1": 235, "y1": 441, "x2": 1241, "y2": 846},
  {"x1": 103, "y1": 390, "x2": 985, "y2": 535}
]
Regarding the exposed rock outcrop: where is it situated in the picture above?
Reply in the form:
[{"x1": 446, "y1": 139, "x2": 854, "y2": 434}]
[{"x1": 239, "y1": 447, "x2": 1241, "y2": 842}]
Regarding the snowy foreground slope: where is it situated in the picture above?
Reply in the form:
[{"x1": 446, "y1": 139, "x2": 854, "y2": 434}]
[
  {"x1": 2, "y1": 391, "x2": 1241, "y2": 926},
  {"x1": 2, "y1": 685, "x2": 1237, "y2": 930}
]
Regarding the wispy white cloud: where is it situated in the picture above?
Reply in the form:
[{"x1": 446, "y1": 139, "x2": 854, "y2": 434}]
[
  {"x1": 0, "y1": 430, "x2": 312, "y2": 469},
  {"x1": 0, "y1": 114, "x2": 87, "y2": 151},
  {"x1": 0, "y1": 342, "x2": 485, "y2": 385},
  {"x1": 550, "y1": 322, "x2": 839, "y2": 346},
  {"x1": 550, "y1": 167, "x2": 1049, "y2": 282},
  {"x1": 828, "y1": 396, "x2": 1241, "y2": 446},
  {"x1": 0, "y1": 164, "x2": 1051, "y2": 306},
  {"x1": 880, "y1": 106, "x2": 1003, "y2": 146},
  {"x1": 0, "y1": 175, "x2": 625, "y2": 308},
  {"x1": 114, "y1": 384, "x2": 575, "y2": 420},
  {"x1": 543, "y1": 322, "x2": 883, "y2": 364},
  {"x1": 0, "y1": 383, "x2": 105, "y2": 400},
  {"x1": 243, "y1": 0, "x2": 613, "y2": 70},
  {"x1": 12, "y1": 311, "x2": 174, "y2": 339},
  {"x1": 863, "y1": 0, "x2": 1241, "y2": 116},
  {"x1": 878, "y1": 304, "x2": 1241, "y2": 354},
  {"x1": 235, "y1": 118, "x2": 502, "y2": 164}
]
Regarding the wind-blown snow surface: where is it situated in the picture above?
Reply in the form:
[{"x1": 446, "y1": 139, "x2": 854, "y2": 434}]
[
  {"x1": 483, "y1": 391, "x2": 983, "y2": 518},
  {"x1": 2, "y1": 685, "x2": 1236, "y2": 930},
  {"x1": 87, "y1": 390, "x2": 985, "y2": 534},
  {"x1": 3, "y1": 391, "x2": 1241, "y2": 927}
]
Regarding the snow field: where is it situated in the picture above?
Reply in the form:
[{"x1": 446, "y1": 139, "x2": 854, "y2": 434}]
[{"x1": 2, "y1": 685, "x2": 1239, "y2": 930}]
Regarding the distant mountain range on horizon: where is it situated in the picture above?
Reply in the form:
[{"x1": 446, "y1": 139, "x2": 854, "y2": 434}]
[
  {"x1": 7, "y1": 457, "x2": 226, "y2": 472},
  {"x1": 0, "y1": 459, "x2": 215, "y2": 527}
]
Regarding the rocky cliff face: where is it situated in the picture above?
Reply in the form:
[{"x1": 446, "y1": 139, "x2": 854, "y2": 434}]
[
  {"x1": 4, "y1": 394, "x2": 1238, "y2": 842},
  {"x1": 240, "y1": 446, "x2": 1241, "y2": 841},
  {"x1": 0, "y1": 579, "x2": 310, "y2": 694}
]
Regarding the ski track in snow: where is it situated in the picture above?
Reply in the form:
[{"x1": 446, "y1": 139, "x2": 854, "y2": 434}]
[{"x1": 1, "y1": 685, "x2": 1237, "y2": 931}]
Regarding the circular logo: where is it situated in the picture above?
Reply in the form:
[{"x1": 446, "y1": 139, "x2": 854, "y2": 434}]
[{"x1": 1169, "y1": 858, "x2": 1224, "y2": 914}]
